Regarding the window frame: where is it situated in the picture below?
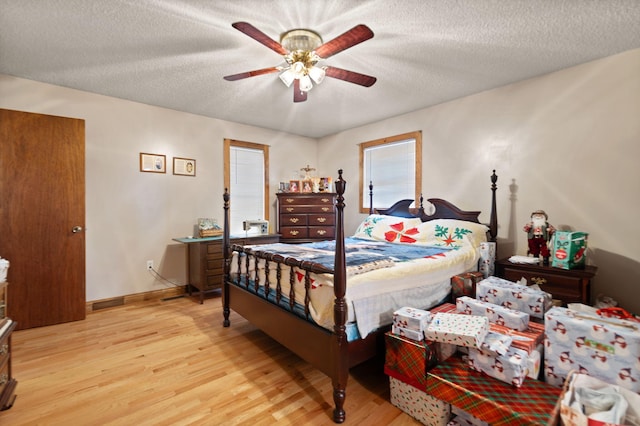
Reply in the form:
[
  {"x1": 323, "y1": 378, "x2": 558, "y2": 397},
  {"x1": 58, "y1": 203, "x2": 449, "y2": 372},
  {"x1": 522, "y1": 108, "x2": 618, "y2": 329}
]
[
  {"x1": 358, "y1": 131, "x2": 422, "y2": 214},
  {"x1": 223, "y1": 139, "x2": 270, "y2": 232}
]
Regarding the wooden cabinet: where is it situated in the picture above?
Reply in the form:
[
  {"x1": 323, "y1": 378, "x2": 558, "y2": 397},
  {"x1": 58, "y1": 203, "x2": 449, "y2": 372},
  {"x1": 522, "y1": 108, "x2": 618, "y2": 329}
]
[
  {"x1": 277, "y1": 193, "x2": 336, "y2": 242},
  {"x1": 0, "y1": 282, "x2": 17, "y2": 411},
  {"x1": 495, "y1": 258, "x2": 597, "y2": 306},
  {"x1": 175, "y1": 235, "x2": 280, "y2": 303}
]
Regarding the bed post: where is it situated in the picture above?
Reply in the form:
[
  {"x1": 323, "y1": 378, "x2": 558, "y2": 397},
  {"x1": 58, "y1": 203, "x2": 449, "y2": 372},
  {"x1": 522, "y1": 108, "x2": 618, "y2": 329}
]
[
  {"x1": 332, "y1": 169, "x2": 348, "y2": 423},
  {"x1": 368, "y1": 181, "x2": 373, "y2": 215},
  {"x1": 222, "y1": 188, "x2": 231, "y2": 327},
  {"x1": 489, "y1": 170, "x2": 498, "y2": 243}
]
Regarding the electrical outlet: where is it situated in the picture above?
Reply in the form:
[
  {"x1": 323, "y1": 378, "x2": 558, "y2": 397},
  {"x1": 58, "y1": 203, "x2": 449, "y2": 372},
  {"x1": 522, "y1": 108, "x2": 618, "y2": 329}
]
[{"x1": 146, "y1": 260, "x2": 153, "y2": 271}]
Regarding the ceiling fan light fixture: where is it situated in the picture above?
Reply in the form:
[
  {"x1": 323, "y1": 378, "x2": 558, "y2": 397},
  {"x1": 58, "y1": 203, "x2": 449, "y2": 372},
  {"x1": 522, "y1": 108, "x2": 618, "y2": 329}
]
[
  {"x1": 299, "y1": 75, "x2": 313, "y2": 92},
  {"x1": 308, "y1": 66, "x2": 326, "y2": 84},
  {"x1": 279, "y1": 69, "x2": 295, "y2": 87},
  {"x1": 280, "y1": 29, "x2": 323, "y2": 52}
]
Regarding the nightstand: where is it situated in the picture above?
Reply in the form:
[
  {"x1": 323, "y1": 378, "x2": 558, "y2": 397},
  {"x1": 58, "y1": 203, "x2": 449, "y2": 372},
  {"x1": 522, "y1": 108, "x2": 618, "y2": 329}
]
[{"x1": 495, "y1": 258, "x2": 597, "y2": 306}]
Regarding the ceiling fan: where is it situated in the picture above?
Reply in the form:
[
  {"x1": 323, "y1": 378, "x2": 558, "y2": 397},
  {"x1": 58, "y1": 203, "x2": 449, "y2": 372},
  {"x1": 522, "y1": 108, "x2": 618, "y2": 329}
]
[{"x1": 223, "y1": 22, "x2": 377, "y2": 102}]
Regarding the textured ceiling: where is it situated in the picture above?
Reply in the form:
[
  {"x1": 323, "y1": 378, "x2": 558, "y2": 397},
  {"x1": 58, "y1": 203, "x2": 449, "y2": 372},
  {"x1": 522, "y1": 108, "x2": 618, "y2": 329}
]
[{"x1": 1, "y1": 0, "x2": 639, "y2": 138}]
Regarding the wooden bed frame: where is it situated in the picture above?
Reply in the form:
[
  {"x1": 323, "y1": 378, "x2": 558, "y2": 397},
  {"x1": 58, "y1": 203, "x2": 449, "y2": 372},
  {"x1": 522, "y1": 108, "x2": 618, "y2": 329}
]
[{"x1": 222, "y1": 169, "x2": 498, "y2": 423}]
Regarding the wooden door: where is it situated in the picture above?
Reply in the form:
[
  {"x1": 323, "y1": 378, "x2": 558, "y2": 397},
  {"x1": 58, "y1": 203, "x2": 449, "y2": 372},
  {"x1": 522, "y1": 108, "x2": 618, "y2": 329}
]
[{"x1": 0, "y1": 108, "x2": 86, "y2": 330}]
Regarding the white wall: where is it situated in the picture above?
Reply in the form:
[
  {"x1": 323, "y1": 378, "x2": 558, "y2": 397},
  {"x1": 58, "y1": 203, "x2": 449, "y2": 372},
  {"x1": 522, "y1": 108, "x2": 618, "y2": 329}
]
[
  {"x1": 0, "y1": 75, "x2": 317, "y2": 301},
  {"x1": 320, "y1": 48, "x2": 640, "y2": 314},
  {"x1": 2, "y1": 48, "x2": 639, "y2": 313}
]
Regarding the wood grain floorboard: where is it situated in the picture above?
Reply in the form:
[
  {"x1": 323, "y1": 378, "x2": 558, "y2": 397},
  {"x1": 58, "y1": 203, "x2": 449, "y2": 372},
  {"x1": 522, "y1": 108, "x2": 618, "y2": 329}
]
[{"x1": 0, "y1": 294, "x2": 421, "y2": 425}]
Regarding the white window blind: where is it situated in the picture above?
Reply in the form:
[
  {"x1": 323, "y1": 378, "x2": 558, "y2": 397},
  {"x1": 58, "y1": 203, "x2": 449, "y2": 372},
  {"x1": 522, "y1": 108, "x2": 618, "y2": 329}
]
[
  {"x1": 363, "y1": 139, "x2": 416, "y2": 210},
  {"x1": 229, "y1": 146, "x2": 265, "y2": 235}
]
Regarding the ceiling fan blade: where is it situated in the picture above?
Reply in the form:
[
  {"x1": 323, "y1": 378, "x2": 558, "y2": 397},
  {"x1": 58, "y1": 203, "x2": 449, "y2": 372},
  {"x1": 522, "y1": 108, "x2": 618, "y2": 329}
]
[
  {"x1": 231, "y1": 22, "x2": 288, "y2": 55},
  {"x1": 314, "y1": 24, "x2": 374, "y2": 59},
  {"x1": 293, "y1": 80, "x2": 307, "y2": 103},
  {"x1": 223, "y1": 67, "x2": 280, "y2": 81},
  {"x1": 325, "y1": 66, "x2": 377, "y2": 87}
]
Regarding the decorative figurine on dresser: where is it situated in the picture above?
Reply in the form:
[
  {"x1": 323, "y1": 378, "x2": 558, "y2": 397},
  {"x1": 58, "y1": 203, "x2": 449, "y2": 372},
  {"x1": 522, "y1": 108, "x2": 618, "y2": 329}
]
[{"x1": 523, "y1": 209, "x2": 555, "y2": 265}]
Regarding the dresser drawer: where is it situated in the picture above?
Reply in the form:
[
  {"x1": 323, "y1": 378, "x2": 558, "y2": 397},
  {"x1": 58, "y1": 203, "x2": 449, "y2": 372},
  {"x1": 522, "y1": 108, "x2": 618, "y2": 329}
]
[
  {"x1": 279, "y1": 194, "x2": 335, "y2": 205},
  {"x1": 308, "y1": 214, "x2": 335, "y2": 226},
  {"x1": 281, "y1": 214, "x2": 308, "y2": 226},
  {"x1": 280, "y1": 227, "x2": 309, "y2": 239},
  {"x1": 0, "y1": 358, "x2": 8, "y2": 398},
  {"x1": 280, "y1": 205, "x2": 334, "y2": 214},
  {"x1": 309, "y1": 226, "x2": 335, "y2": 239}
]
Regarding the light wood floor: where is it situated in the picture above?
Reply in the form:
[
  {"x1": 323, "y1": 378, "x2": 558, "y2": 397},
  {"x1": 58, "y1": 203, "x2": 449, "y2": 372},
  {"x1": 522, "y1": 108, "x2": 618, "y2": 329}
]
[{"x1": 0, "y1": 293, "x2": 420, "y2": 426}]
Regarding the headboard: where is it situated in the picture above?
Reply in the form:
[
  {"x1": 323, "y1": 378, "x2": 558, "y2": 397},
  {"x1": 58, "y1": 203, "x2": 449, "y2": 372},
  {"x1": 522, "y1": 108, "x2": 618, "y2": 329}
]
[{"x1": 371, "y1": 170, "x2": 498, "y2": 241}]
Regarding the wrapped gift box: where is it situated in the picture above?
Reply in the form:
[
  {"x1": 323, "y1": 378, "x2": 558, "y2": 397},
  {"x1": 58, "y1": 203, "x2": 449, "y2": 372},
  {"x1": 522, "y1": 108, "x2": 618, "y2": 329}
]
[
  {"x1": 451, "y1": 271, "x2": 484, "y2": 300},
  {"x1": 456, "y1": 296, "x2": 530, "y2": 331},
  {"x1": 478, "y1": 242, "x2": 496, "y2": 278},
  {"x1": 451, "y1": 405, "x2": 489, "y2": 426},
  {"x1": 425, "y1": 355, "x2": 562, "y2": 426},
  {"x1": 390, "y1": 376, "x2": 451, "y2": 426},
  {"x1": 392, "y1": 324, "x2": 423, "y2": 341},
  {"x1": 468, "y1": 346, "x2": 530, "y2": 387},
  {"x1": 425, "y1": 313, "x2": 488, "y2": 348},
  {"x1": 476, "y1": 276, "x2": 552, "y2": 319},
  {"x1": 393, "y1": 306, "x2": 432, "y2": 333},
  {"x1": 431, "y1": 303, "x2": 544, "y2": 354},
  {"x1": 385, "y1": 332, "x2": 456, "y2": 389},
  {"x1": 544, "y1": 306, "x2": 640, "y2": 392}
]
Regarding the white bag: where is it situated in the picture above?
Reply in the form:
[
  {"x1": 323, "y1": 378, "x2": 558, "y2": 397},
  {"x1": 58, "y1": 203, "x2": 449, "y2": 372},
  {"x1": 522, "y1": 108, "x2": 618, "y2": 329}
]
[{"x1": 560, "y1": 371, "x2": 640, "y2": 426}]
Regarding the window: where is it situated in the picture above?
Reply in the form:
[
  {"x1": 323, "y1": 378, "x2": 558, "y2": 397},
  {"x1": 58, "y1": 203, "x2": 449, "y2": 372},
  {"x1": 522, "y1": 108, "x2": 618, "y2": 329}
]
[
  {"x1": 224, "y1": 139, "x2": 269, "y2": 235},
  {"x1": 359, "y1": 131, "x2": 422, "y2": 213}
]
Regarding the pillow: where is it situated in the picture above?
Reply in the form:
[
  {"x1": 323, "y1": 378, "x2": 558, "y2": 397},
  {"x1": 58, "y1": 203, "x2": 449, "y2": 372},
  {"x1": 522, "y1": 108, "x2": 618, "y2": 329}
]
[
  {"x1": 417, "y1": 219, "x2": 488, "y2": 247},
  {"x1": 353, "y1": 214, "x2": 424, "y2": 244}
]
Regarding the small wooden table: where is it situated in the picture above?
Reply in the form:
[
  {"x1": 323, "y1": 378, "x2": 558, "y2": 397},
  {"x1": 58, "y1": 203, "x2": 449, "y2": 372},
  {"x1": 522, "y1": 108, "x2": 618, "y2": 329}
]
[{"x1": 495, "y1": 258, "x2": 597, "y2": 306}]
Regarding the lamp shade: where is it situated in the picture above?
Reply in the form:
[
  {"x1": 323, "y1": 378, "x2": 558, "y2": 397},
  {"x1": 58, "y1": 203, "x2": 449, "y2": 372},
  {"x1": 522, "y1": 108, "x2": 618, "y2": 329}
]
[
  {"x1": 299, "y1": 75, "x2": 313, "y2": 92},
  {"x1": 279, "y1": 69, "x2": 295, "y2": 87},
  {"x1": 308, "y1": 66, "x2": 325, "y2": 84}
]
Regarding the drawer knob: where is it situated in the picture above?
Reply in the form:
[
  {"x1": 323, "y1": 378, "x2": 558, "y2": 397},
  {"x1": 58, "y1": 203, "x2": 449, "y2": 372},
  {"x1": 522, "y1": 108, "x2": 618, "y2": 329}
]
[
  {"x1": 288, "y1": 218, "x2": 299, "y2": 224},
  {"x1": 316, "y1": 217, "x2": 326, "y2": 223},
  {"x1": 321, "y1": 207, "x2": 329, "y2": 212},
  {"x1": 285, "y1": 198, "x2": 294, "y2": 203},
  {"x1": 321, "y1": 198, "x2": 330, "y2": 203},
  {"x1": 289, "y1": 230, "x2": 299, "y2": 236},
  {"x1": 286, "y1": 207, "x2": 294, "y2": 212},
  {"x1": 531, "y1": 277, "x2": 547, "y2": 286},
  {"x1": 317, "y1": 230, "x2": 327, "y2": 235}
]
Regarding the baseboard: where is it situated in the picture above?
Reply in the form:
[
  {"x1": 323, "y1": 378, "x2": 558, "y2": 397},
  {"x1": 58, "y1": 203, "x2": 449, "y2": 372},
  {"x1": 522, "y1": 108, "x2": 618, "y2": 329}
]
[{"x1": 87, "y1": 286, "x2": 187, "y2": 313}]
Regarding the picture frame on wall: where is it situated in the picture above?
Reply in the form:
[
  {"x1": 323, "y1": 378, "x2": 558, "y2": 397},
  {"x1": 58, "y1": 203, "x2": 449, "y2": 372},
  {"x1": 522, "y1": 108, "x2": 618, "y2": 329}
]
[
  {"x1": 173, "y1": 157, "x2": 196, "y2": 176},
  {"x1": 140, "y1": 153, "x2": 166, "y2": 173}
]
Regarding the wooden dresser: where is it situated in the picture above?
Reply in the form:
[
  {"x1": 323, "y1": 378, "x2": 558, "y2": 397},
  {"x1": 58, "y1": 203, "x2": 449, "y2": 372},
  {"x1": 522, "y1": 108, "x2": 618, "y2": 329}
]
[
  {"x1": 0, "y1": 281, "x2": 17, "y2": 411},
  {"x1": 495, "y1": 258, "x2": 597, "y2": 306},
  {"x1": 276, "y1": 193, "x2": 336, "y2": 242},
  {"x1": 173, "y1": 234, "x2": 280, "y2": 303}
]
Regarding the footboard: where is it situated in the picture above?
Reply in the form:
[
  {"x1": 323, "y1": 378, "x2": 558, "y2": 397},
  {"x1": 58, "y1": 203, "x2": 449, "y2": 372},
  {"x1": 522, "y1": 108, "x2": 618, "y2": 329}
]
[{"x1": 227, "y1": 245, "x2": 333, "y2": 320}]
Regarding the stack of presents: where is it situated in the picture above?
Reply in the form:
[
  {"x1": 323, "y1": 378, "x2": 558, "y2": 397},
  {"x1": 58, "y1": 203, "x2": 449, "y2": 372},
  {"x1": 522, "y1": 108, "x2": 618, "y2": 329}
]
[{"x1": 384, "y1": 271, "x2": 640, "y2": 426}]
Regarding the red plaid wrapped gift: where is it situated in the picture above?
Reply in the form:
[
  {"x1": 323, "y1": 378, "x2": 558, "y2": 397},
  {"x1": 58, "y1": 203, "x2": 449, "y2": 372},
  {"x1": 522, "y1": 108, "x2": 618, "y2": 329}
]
[
  {"x1": 430, "y1": 303, "x2": 544, "y2": 354},
  {"x1": 425, "y1": 355, "x2": 561, "y2": 426},
  {"x1": 385, "y1": 332, "x2": 456, "y2": 389},
  {"x1": 451, "y1": 271, "x2": 484, "y2": 300}
]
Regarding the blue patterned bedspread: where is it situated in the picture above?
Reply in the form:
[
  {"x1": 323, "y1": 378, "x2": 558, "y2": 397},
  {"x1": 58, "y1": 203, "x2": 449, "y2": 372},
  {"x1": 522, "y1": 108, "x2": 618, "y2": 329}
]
[{"x1": 244, "y1": 237, "x2": 451, "y2": 275}]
